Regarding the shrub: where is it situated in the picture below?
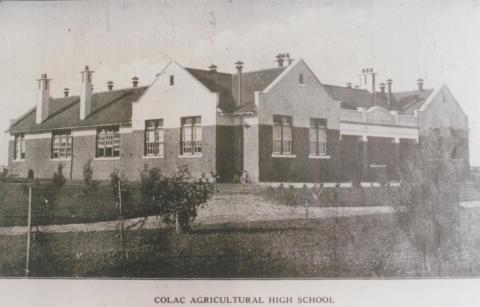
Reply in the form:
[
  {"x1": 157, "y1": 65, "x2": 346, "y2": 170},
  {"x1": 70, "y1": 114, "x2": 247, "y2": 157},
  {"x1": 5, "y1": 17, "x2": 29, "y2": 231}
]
[
  {"x1": 141, "y1": 166, "x2": 215, "y2": 232},
  {"x1": 52, "y1": 164, "x2": 66, "y2": 188},
  {"x1": 0, "y1": 168, "x2": 8, "y2": 182},
  {"x1": 82, "y1": 159, "x2": 98, "y2": 193}
]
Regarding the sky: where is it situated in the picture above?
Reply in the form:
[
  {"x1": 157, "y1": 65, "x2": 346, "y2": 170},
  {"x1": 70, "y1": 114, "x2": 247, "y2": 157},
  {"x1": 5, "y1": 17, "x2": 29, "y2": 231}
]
[{"x1": 0, "y1": 0, "x2": 479, "y2": 166}]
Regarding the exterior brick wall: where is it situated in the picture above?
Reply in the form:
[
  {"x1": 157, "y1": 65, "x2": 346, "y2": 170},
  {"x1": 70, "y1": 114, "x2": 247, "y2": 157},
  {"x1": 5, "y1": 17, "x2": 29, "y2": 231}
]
[
  {"x1": 8, "y1": 126, "x2": 217, "y2": 181},
  {"x1": 258, "y1": 126, "x2": 342, "y2": 182}
]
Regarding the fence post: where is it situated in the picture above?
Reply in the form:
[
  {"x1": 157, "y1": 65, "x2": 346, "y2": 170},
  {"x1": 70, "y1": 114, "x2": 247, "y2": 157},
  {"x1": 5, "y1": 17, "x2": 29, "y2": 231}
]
[
  {"x1": 305, "y1": 200, "x2": 309, "y2": 225},
  {"x1": 25, "y1": 186, "x2": 32, "y2": 277},
  {"x1": 118, "y1": 178, "x2": 126, "y2": 259}
]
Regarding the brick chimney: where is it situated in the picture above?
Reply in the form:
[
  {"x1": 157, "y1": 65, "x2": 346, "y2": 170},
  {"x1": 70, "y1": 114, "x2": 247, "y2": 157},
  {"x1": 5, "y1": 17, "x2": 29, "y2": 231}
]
[
  {"x1": 80, "y1": 65, "x2": 94, "y2": 120},
  {"x1": 235, "y1": 61, "x2": 244, "y2": 106},
  {"x1": 132, "y1": 76, "x2": 139, "y2": 88},
  {"x1": 386, "y1": 79, "x2": 393, "y2": 105},
  {"x1": 64, "y1": 88, "x2": 70, "y2": 97},
  {"x1": 107, "y1": 81, "x2": 114, "y2": 91},
  {"x1": 36, "y1": 73, "x2": 51, "y2": 124},
  {"x1": 417, "y1": 78, "x2": 424, "y2": 91}
]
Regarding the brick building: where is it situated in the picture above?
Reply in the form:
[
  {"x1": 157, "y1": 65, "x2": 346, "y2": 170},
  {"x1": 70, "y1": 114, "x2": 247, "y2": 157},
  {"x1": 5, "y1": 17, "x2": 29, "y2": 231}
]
[{"x1": 6, "y1": 55, "x2": 470, "y2": 182}]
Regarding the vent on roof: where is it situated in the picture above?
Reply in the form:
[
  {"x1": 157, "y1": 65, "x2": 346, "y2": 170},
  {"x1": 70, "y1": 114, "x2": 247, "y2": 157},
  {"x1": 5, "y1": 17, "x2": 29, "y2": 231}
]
[
  {"x1": 417, "y1": 78, "x2": 424, "y2": 91},
  {"x1": 346, "y1": 82, "x2": 352, "y2": 88},
  {"x1": 235, "y1": 61, "x2": 244, "y2": 106},
  {"x1": 386, "y1": 79, "x2": 393, "y2": 105},
  {"x1": 379, "y1": 83, "x2": 386, "y2": 94},
  {"x1": 132, "y1": 76, "x2": 139, "y2": 88},
  {"x1": 107, "y1": 81, "x2": 114, "y2": 91},
  {"x1": 275, "y1": 54, "x2": 285, "y2": 67},
  {"x1": 208, "y1": 64, "x2": 218, "y2": 72},
  {"x1": 64, "y1": 88, "x2": 70, "y2": 97}
]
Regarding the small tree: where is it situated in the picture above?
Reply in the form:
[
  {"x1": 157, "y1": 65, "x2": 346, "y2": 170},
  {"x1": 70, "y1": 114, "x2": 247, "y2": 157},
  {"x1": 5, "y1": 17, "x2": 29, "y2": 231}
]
[
  {"x1": 110, "y1": 170, "x2": 133, "y2": 213},
  {"x1": 82, "y1": 159, "x2": 98, "y2": 193},
  {"x1": 394, "y1": 134, "x2": 461, "y2": 274},
  {"x1": 142, "y1": 166, "x2": 215, "y2": 232},
  {"x1": 52, "y1": 164, "x2": 66, "y2": 188}
]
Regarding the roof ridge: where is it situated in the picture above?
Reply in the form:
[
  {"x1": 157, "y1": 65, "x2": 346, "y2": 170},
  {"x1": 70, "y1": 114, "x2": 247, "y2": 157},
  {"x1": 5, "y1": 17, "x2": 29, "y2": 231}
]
[{"x1": 185, "y1": 67, "x2": 232, "y2": 76}]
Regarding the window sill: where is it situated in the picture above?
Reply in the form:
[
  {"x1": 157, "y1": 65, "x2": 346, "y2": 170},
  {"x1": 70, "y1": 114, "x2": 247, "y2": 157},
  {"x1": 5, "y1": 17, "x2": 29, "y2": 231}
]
[
  {"x1": 49, "y1": 158, "x2": 72, "y2": 162},
  {"x1": 369, "y1": 164, "x2": 387, "y2": 168},
  {"x1": 179, "y1": 154, "x2": 203, "y2": 158},
  {"x1": 271, "y1": 154, "x2": 296, "y2": 158},
  {"x1": 94, "y1": 157, "x2": 120, "y2": 161},
  {"x1": 309, "y1": 155, "x2": 331, "y2": 159},
  {"x1": 13, "y1": 159, "x2": 26, "y2": 162},
  {"x1": 142, "y1": 155, "x2": 165, "y2": 159}
]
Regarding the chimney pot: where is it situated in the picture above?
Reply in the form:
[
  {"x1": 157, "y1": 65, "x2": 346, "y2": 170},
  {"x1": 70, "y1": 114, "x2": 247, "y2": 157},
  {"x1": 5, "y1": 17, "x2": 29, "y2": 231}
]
[
  {"x1": 107, "y1": 81, "x2": 114, "y2": 91},
  {"x1": 132, "y1": 76, "x2": 139, "y2": 88},
  {"x1": 208, "y1": 64, "x2": 218, "y2": 72},
  {"x1": 64, "y1": 88, "x2": 70, "y2": 97},
  {"x1": 417, "y1": 78, "x2": 424, "y2": 91}
]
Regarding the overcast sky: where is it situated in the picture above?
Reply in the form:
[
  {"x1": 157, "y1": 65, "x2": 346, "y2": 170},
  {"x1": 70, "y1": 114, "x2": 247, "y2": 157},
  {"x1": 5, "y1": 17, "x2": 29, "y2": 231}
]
[{"x1": 0, "y1": 0, "x2": 479, "y2": 166}]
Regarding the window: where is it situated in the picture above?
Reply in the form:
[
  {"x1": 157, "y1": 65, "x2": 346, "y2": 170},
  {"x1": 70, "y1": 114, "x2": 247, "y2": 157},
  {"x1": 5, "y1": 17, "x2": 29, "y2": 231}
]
[
  {"x1": 145, "y1": 119, "x2": 164, "y2": 156},
  {"x1": 299, "y1": 73, "x2": 304, "y2": 85},
  {"x1": 51, "y1": 131, "x2": 72, "y2": 159},
  {"x1": 181, "y1": 116, "x2": 202, "y2": 155},
  {"x1": 170, "y1": 75, "x2": 174, "y2": 86},
  {"x1": 14, "y1": 133, "x2": 26, "y2": 160},
  {"x1": 96, "y1": 126, "x2": 120, "y2": 158},
  {"x1": 310, "y1": 118, "x2": 327, "y2": 156},
  {"x1": 273, "y1": 115, "x2": 293, "y2": 155}
]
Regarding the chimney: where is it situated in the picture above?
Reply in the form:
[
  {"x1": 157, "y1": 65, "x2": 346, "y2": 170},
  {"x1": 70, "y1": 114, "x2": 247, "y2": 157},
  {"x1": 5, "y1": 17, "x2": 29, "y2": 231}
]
[
  {"x1": 371, "y1": 71, "x2": 376, "y2": 106},
  {"x1": 80, "y1": 65, "x2": 94, "y2": 120},
  {"x1": 132, "y1": 76, "x2": 139, "y2": 88},
  {"x1": 235, "y1": 60, "x2": 244, "y2": 106},
  {"x1": 379, "y1": 83, "x2": 386, "y2": 94},
  {"x1": 208, "y1": 64, "x2": 218, "y2": 72},
  {"x1": 346, "y1": 82, "x2": 352, "y2": 88},
  {"x1": 64, "y1": 87, "x2": 70, "y2": 97},
  {"x1": 417, "y1": 78, "x2": 424, "y2": 91},
  {"x1": 386, "y1": 79, "x2": 393, "y2": 105},
  {"x1": 107, "y1": 81, "x2": 114, "y2": 91},
  {"x1": 275, "y1": 54, "x2": 285, "y2": 67},
  {"x1": 35, "y1": 73, "x2": 51, "y2": 124}
]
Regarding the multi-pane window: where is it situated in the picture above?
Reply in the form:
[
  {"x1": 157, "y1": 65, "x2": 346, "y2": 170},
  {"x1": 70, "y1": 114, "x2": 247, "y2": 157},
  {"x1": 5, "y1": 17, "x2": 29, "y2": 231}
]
[
  {"x1": 96, "y1": 126, "x2": 120, "y2": 158},
  {"x1": 145, "y1": 119, "x2": 164, "y2": 156},
  {"x1": 51, "y1": 131, "x2": 72, "y2": 159},
  {"x1": 273, "y1": 115, "x2": 293, "y2": 155},
  {"x1": 310, "y1": 118, "x2": 327, "y2": 156},
  {"x1": 14, "y1": 134, "x2": 26, "y2": 160},
  {"x1": 181, "y1": 116, "x2": 202, "y2": 155}
]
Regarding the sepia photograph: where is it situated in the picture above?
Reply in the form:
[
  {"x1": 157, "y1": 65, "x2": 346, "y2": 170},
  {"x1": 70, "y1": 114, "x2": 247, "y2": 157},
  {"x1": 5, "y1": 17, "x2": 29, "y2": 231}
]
[{"x1": 0, "y1": 0, "x2": 480, "y2": 305}]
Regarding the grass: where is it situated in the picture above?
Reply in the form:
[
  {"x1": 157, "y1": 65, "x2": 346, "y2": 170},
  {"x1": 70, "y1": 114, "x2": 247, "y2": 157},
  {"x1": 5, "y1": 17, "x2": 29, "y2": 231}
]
[
  {"x1": 1, "y1": 209, "x2": 479, "y2": 278},
  {"x1": 0, "y1": 182, "x2": 156, "y2": 227}
]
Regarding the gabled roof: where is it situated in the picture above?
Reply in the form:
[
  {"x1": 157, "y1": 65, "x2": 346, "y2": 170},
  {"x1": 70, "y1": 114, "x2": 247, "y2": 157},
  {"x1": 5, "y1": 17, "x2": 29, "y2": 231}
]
[
  {"x1": 323, "y1": 84, "x2": 436, "y2": 115},
  {"x1": 392, "y1": 89, "x2": 434, "y2": 115},
  {"x1": 186, "y1": 66, "x2": 285, "y2": 114},
  {"x1": 9, "y1": 87, "x2": 147, "y2": 133}
]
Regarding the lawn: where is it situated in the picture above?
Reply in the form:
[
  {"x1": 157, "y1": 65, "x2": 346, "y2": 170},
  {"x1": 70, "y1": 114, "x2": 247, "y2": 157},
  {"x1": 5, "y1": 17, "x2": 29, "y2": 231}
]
[{"x1": 1, "y1": 209, "x2": 479, "y2": 278}]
